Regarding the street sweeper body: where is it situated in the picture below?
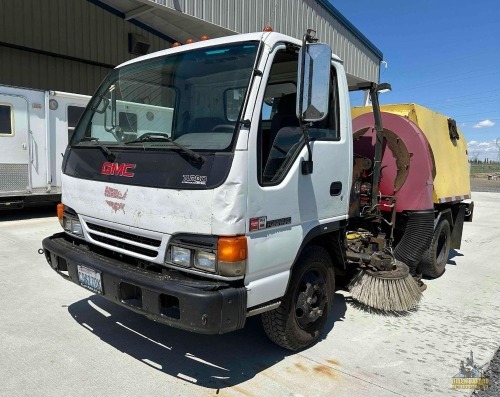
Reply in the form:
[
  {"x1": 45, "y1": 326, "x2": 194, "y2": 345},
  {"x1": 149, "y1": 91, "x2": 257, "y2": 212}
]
[{"x1": 41, "y1": 30, "x2": 473, "y2": 351}]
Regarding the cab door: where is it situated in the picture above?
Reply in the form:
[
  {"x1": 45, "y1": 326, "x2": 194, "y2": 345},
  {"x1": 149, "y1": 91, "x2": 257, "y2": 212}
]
[
  {"x1": 0, "y1": 94, "x2": 31, "y2": 195},
  {"x1": 244, "y1": 43, "x2": 351, "y2": 297}
]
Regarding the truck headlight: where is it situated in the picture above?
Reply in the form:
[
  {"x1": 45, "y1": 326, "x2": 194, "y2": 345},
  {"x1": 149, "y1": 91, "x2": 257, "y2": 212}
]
[
  {"x1": 194, "y1": 250, "x2": 216, "y2": 272},
  {"x1": 165, "y1": 235, "x2": 246, "y2": 278},
  {"x1": 58, "y1": 204, "x2": 83, "y2": 237},
  {"x1": 171, "y1": 246, "x2": 191, "y2": 267},
  {"x1": 64, "y1": 217, "x2": 83, "y2": 236}
]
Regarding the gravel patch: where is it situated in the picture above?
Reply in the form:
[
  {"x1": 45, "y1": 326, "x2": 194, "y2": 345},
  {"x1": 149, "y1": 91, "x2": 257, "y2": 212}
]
[{"x1": 475, "y1": 347, "x2": 500, "y2": 396}]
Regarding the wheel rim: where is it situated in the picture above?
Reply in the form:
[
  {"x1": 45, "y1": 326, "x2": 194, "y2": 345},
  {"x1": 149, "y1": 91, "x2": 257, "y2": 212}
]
[
  {"x1": 436, "y1": 227, "x2": 449, "y2": 264},
  {"x1": 294, "y1": 268, "x2": 327, "y2": 330}
]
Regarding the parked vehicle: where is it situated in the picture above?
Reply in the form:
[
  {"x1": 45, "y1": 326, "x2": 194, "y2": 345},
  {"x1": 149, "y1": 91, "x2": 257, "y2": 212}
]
[
  {"x1": 41, "y1": 30, "x2": 473, "y2": 350},
  {"x1": 0, "y1": 85, "x2": 89, "y2": 208}
]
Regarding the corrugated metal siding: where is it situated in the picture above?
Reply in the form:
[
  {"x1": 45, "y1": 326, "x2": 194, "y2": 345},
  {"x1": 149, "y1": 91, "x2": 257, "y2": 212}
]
[
  {"x1": 147, "y1": 0, "x2": 380, "y2": 83},
  {"x1": 0, "y1": 0, "x2": 170, "y2": 95}
]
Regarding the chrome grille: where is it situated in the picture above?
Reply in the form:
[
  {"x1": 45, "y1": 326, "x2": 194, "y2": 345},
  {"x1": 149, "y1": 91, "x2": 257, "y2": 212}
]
[
  {"x1": 86, "y1": 223, "x2": 161, "y2": 247},
  {"x1": 88, "y1": 233, "x2": 158, "y2": 257}
]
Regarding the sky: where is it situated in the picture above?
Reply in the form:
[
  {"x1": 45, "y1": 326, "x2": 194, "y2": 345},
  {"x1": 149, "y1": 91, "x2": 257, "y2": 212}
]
[{"x1": 332, "y1": 0, "x2": 500, "y2": 161}]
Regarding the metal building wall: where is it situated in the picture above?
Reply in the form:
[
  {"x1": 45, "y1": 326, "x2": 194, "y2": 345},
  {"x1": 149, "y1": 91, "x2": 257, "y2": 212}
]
[
  {"x1": 145, "y1": 0, "x2": 381, "y2": 84},
  {"x1": 0, "y1": 0, "x2": 171, "y2": 95}
]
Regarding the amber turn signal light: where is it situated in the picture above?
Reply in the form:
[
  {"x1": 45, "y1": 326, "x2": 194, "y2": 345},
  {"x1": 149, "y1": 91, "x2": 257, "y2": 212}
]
[
  {"x1": 57, "y1": 203, "x2": 64, "y2": 226},
  {"x1": 218, "y1": 236, "x2": 247, "y2": 262}
]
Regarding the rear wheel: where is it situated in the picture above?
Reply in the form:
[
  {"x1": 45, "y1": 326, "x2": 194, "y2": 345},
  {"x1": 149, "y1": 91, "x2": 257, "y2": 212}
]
[
  {"x1": 418, "y1": 218, "x2": 451, "y2": 278},
  {"x1": 261, "y1": 246, "x2": 335, "y2": 351}
]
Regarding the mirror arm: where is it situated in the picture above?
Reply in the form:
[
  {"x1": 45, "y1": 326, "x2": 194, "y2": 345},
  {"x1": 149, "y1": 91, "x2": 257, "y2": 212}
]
[{"x1": 298, "y1": 29, "x2": 317, "y2": 175}]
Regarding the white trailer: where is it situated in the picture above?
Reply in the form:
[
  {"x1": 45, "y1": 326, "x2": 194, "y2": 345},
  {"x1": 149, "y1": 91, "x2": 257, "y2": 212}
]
[{"x1": 0, "y1": 85, "x2": 89, "y2": 208}]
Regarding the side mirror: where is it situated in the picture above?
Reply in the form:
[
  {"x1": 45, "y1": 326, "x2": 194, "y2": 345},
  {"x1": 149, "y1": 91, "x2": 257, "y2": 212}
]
[{"x1": 296, "y1": 43, "x2": 331, "y2": 122}]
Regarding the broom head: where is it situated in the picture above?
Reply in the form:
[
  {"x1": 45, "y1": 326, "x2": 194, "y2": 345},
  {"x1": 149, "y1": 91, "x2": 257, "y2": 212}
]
[{"x1": 348, "y1": 260, "x2": 422, "y2": 313}]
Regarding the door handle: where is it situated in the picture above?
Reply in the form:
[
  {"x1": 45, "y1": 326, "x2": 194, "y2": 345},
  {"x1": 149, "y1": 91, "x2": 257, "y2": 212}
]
[{"x1": 330, "y1": 181, "x2": 342, "y2": 196}]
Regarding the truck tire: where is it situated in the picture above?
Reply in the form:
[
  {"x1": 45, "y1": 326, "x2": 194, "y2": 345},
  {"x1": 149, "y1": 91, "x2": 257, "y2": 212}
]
[
  {"x1": 418, "y1": 218, "x2": 451, "y2": 278},
  {"x1": 261, "y1": 246, "x2": 335, "y2": 351}
]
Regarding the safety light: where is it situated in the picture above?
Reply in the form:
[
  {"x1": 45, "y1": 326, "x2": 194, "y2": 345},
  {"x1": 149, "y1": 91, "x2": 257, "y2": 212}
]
[
  {"x1": 172, "y1": 42, "x2": 181, "y2": 47},
  {"x1": 218, "y1": 236, "x2": 247, "y2": 277},
  {"x1": 200, "y1": 35, "x2": 209, "y2": 41},
  {"x1": 218, "y1": 237, "x2": 247, "y2": 262},
  {"x1": 263, "y1": 26, "x2": 273, "y2": 32},
  {"x1": 185, "y1": 38, "x2": 195, "y2": 44},
  {"x1": 57, "y1": 203, "x2": 64, "y2": 227}
]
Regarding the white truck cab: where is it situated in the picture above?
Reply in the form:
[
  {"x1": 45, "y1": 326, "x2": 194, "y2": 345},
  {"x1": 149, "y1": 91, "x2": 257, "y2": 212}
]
[{"x1": 42, "y1": 31, "x2": 354, "y2": 350}]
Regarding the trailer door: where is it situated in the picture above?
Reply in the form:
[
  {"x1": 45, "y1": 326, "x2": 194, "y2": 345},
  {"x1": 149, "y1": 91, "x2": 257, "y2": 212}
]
[{"x1": 0, "y1": 95, "x2": 30, "y2": 195}]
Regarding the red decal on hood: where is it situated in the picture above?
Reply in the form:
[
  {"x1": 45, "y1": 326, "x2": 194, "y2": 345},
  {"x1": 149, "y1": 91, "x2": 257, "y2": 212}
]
[
  {"x1": 105, "y1": 186, "x2": 128, "y2": 200},
  {"x1": 104, "y1": 186, "x2": 128, "y2": 213},
  {"x1": 106, "y1": 200, "x2": 126, "y2": 213}
]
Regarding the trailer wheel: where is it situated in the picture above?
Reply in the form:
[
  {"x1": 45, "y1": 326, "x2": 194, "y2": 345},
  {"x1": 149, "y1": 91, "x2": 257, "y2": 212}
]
[
  {"x1": 418, "y1": 219, "x2": 451, "y2": 278},
  {"x1": 261, "y1": 246, "x2": 335, "y2": 351}
]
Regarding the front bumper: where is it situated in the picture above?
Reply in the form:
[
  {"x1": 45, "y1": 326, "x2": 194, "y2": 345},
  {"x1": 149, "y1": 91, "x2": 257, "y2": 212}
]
[{"x1": 42, "y1": 233, "x2": 246, "y2": 334}]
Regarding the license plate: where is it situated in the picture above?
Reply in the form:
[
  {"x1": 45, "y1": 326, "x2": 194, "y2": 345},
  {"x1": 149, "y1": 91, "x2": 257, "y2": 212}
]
[{"x1": 77, "y1": 265, "x2": 102, "y2": 294}]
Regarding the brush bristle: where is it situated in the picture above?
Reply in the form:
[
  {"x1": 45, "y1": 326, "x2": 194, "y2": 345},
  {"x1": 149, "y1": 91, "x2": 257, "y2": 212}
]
[{"x1": 348, "y1": 270, "x2": 423, "y2": 312}]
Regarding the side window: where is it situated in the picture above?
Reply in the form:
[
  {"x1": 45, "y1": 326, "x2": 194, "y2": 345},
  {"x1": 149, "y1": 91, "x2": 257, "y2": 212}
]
[
  {"x1": 0, "y1": 104, "x2": 13, "y2": 136},
  {"x1": 258, "y1": 50, "x2": 301, "y2": 185},
  {"x1": 258, "y1": 54, "x2": 341, "y2": 185},
  {"x1": 258, "y1": 50, "x2": 340, "y2": 186},
  {"x1": 262, "y1": 82, "x2": 296, "y2": 121},
  {"x1": 67, "y1": 106, "x2": 85, "y2": 141}
]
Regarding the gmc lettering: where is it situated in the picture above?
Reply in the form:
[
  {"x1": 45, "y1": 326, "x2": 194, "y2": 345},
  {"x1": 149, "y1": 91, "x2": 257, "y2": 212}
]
[{"x1": 101, "y1": 162, "x2": 136, "y2": 177}]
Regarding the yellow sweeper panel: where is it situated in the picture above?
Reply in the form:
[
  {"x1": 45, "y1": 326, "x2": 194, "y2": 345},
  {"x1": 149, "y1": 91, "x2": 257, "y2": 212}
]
[{"x1": 351, "y1": 104, "x2": 471, "y2": 203}]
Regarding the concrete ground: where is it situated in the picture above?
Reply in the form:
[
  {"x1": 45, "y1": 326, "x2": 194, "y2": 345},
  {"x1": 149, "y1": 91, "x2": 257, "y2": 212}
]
[{"x1": 1, "y1": 192, "x2": 499, "y2": 397}]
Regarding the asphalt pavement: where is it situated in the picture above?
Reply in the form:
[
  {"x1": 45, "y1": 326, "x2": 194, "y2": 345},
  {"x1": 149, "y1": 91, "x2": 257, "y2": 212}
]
[{"x1": 1, "y1": 193, "x2": 499, "y2": 397}]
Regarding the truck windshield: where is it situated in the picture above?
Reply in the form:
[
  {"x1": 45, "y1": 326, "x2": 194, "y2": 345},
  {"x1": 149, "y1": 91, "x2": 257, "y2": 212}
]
[{"x1": 71, "y1": 42, "x2": 258, "y2": 152}]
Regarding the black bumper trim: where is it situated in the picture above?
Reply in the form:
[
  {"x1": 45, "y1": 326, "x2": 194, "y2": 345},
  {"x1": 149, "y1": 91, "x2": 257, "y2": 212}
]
[{"x1": 42, "y1": 233, "x2": 246, "y2": 334}]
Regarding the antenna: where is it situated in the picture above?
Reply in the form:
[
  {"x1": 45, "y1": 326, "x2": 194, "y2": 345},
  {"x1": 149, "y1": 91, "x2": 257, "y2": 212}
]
[{"x1": 496, "y1": 138, "x2": 500, "y2": 163}]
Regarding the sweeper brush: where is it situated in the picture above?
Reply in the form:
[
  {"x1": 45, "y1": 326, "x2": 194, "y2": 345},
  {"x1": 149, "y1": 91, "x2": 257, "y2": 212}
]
[{"x1": 348, "y1": 260, "x2": 422, "y2": 312}]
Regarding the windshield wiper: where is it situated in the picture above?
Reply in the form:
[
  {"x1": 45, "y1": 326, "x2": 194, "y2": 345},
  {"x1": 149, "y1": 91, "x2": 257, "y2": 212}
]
[
  {"x1": 79, "y1": 137, "x2": 116, "y2": 162},
  {"x1": 125, "y1": 133, "x2": 206, "y2": 164}
]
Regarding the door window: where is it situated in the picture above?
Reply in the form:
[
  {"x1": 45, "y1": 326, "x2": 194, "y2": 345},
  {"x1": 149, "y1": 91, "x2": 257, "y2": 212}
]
[
  {"x1": 0, "y1": 104, "x2": 13, "y2": 136},
  {"x1": 258, "y1": 49, "x2": 340, "y2": 186}
]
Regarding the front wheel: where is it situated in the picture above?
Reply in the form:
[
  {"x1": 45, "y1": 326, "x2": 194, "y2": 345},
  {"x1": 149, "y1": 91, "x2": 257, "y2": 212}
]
[
  {"x1": 261, "y1": 246, "x2": 335, "y2": 351},
  {"x1": 418, "y1": 218, "x2": 451, "y2": 278}
]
